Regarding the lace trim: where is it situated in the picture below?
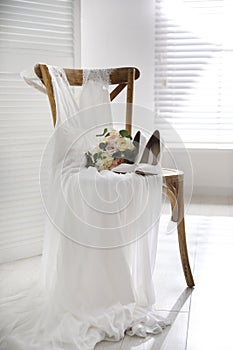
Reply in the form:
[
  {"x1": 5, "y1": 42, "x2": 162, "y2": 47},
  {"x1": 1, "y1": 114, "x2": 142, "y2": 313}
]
[
  {"x1": 48, "y1": 66, "x2": 70, "y2": 86},
  {"x1": 83, "y1": 68, "x2": 115, "y2": 86},
  {"x1": 21, "y1": 66, "x2": 115, "y2": 92}
]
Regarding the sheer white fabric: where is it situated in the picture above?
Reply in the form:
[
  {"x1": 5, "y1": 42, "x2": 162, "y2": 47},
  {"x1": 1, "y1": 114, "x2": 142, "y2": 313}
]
[{"x1": 0, "y1": 66, "x2": 168, "y2": 350}]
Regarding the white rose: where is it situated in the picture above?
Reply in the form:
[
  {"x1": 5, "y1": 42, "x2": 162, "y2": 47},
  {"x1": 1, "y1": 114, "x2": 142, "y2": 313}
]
[
  {"x1": 117, "y1": 137, "x2": 134, "y2": 151},
  {"x1": 95, "y1": 153, "x2": 113, "y2": 171},
  {"x1": 95, "y1": 158, "x2": 105, "y2": 171},
  {"x1": 127, "y1": 139, "x2": 135, "y2": 151},
  {"x1": 102, "y1": 153, "x2": 114, "y2": 168}
]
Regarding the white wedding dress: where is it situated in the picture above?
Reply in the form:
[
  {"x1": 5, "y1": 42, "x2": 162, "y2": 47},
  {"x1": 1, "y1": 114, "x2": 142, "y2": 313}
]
[{"x1": 0, "y1": 66, "x2": 168, "y2": 350}]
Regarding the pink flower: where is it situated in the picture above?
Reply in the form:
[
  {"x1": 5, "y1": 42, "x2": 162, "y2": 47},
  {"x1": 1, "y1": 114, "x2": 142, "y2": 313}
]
[
  {"x1": 107, "y1": 130, "x2": 119, "y2": 141},
  {"x1": 105, "y1": 140, "x2": 118, "y2": 154},
  {"x1": 109, "y1": 158, "x2": 125, "y2": 170}
]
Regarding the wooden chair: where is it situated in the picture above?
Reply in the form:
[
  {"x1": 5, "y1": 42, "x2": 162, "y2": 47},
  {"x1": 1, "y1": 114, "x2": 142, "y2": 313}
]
[{"x1": 35, "y1": 64, "x2": 195, "y2": 288}]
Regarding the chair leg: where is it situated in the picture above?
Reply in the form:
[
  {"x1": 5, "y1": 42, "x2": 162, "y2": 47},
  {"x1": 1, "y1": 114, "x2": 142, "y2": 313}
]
[
  {"x1": 177, "y1": 217, "x2": 195, "y2": 287},
  {"x1": 163, "y1": 175, "x2": 195, "y2": 288}
]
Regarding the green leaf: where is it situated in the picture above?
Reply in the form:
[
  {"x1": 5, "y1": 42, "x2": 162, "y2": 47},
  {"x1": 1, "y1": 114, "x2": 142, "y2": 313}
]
[
  {"x1": 112, "y1": 151, "x2": 122, "y2": 159},
  {"x1": 96, "y1": 128, "x2": 108, "y2": 137},
  {"x1": 99, "y1": 142, "x2": 106, "y2": 150},
  {"x1": 119, "y1": 129, "x2": 132, "y2": 139},
  {"x1": 119, "y1": 129, "x2": 129, "y2": 137},
  {"x1": 124, "y1": 150, "x2": 134, "y2": 162},
  {"x1": 85, "y1": 152, "x2": 95, "y2": 167}
]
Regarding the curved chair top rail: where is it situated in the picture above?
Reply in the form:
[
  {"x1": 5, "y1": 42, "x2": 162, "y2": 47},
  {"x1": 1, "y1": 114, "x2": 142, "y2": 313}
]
[{"x1": 34, "y1": 64, "x2": 140, "y2": 86}]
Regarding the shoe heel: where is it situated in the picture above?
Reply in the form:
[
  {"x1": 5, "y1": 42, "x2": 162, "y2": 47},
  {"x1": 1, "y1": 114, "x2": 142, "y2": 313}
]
[
  {"x1": 139, "y1": 130, "x2": 160, "y2": 164},
  {"x1": 132, "y1": 130, "x2": 141, "y2": 162},
  {"x1": 151, "y1": 130, "x2": 160, "y2": 165}
]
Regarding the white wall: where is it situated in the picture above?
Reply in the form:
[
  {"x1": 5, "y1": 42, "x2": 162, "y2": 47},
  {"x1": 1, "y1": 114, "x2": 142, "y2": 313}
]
[
  {"x1": 189, "y1": 149, "x2": 233, "y2": 197},
  {"x1": 81, "y1": 0, "x2": 233, "y2": 198},
  {"x1": 162, "y1": 148, "x2": 233, "y2": 197},
  {"x1": 81, "y1": 0, "x2": 154, "y2": 113}
]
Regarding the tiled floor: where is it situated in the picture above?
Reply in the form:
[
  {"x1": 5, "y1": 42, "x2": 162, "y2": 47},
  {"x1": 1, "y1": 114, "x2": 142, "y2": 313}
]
[{"x1": 0, "y1": 195, "x2": 233, "y2": 349}]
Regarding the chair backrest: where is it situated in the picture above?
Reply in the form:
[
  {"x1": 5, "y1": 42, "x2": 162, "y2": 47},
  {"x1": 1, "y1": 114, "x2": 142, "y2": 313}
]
[{"x1": 34, "y1": 64, "x2": 140, "y2": 135}]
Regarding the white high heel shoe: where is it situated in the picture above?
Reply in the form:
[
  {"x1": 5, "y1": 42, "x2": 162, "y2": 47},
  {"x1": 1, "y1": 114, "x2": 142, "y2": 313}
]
[
  {"x1": 112, "y1": 130, "x2": 161, "y2": 175},
  {"x1": 135, "y1": 130, "x2": 161, "y2": 175}
]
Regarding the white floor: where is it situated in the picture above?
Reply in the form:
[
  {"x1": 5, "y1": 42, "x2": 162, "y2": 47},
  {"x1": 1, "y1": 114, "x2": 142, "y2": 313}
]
[{"x1": 0, "y1": 195, "x2": 233, "y2": 350}]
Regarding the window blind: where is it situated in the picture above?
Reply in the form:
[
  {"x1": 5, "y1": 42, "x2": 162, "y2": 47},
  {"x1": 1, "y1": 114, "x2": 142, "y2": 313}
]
[
  {"x1": 0, "y1": 0, "x2": 74, "y2": 54},
  {"x1": 0, "y1": 0, "x2": 80, "y2": 263},
  {"x1": 154, "y1": 0, "x2": 233, "y2": 148}
]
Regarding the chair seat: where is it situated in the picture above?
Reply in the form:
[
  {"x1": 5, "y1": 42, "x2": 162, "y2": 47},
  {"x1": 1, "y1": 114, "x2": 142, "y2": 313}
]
[{"x1": 162, "y1": 168, "x2": 184, "y2": 179}]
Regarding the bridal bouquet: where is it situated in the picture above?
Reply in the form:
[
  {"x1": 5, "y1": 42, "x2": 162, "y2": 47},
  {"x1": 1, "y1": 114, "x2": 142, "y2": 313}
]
[{"x1": 85, "y1": 128, "x2": 136, "y2": 171}]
